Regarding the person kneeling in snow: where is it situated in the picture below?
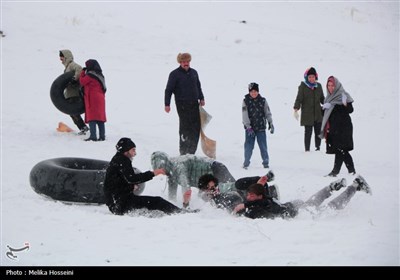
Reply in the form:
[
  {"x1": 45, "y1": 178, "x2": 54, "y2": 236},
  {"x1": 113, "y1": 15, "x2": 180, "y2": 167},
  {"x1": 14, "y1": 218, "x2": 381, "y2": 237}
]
[
  {"x1": 104, "y1": 138, "x2": 192, "y2": 215},
  {"x1": 150, "y1": 151, "x2": 236, "y2": 204},
  {"x1": 233, "y1": 175, "x2": 371, "y2": 219},
  {"x1": 197, "y1": 171, "x2": 279, "y2": 212}
]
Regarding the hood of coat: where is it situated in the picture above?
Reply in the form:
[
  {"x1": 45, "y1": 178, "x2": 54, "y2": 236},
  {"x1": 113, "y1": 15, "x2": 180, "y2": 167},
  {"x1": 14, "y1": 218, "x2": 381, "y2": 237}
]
[
  {"x1": 151, "y1": 151, "x2": 173, "y2": 175},
  {"x1": 60, "y1": 49, "x2": 74, "y2": 66}
]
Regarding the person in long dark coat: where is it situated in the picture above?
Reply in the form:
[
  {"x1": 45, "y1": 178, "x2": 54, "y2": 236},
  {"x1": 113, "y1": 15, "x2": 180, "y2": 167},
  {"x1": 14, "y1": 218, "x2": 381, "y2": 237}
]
[
  {"x1": 164, "y1": 53, "x2": 205, "y2": 155},
  {"x1": 320, "y1": 76, "x2": 356, "y2": 177},
  {"x1": 293, "y1": 67, "x2": 325, "y2": 151}
]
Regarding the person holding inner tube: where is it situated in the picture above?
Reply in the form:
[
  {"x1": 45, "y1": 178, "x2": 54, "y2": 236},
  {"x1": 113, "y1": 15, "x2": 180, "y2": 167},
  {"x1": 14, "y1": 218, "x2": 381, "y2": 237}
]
[
  {"x1": 59, "y1": 49, "x2": 89, "y2": 135},
  {"x1": 104, "y1": 138, "x2": 195, "y2": 215}
]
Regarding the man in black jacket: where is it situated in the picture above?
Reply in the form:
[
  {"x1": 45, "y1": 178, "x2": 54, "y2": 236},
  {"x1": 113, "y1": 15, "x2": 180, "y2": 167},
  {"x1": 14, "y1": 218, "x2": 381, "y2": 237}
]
[
  {"x1": 233, "y1": 175, "x2": 371, "y2": 219},
  {"x1": 103, "y1": 137, "x2": 189, "y2": 215},
  {"x1": 164, "y1": 53, "x2": 205, "y2": 155}
]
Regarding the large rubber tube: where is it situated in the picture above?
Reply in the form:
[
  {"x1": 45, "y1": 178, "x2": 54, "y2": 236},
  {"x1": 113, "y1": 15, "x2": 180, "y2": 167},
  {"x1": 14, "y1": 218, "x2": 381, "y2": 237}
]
[
  {"x1": 29, "y1": 158, "x2": 145, "y2": 204},
  {"x1": 50, "y1": 71, "x2": 85, "y2": 115}
]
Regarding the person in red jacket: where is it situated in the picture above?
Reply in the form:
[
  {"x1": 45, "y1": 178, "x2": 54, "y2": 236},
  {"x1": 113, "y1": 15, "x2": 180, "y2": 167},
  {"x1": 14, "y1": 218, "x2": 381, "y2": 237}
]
[{"x1": 79, "y1": 59, "x2": 107, "y2": 141}]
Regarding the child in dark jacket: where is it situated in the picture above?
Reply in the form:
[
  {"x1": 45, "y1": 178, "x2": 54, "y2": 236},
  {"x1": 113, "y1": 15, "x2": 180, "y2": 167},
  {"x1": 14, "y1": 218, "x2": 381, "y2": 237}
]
[
  {"x1": 233, "y1": 175, "x2": 371, "y2": 219},
  {"x1": 242, "y1": 82, "x2": 274, "y2": 169}
]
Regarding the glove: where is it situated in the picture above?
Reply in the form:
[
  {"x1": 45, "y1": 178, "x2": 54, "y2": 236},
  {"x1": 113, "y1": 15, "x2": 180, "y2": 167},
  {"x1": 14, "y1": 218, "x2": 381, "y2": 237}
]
[
  {"x1": 69, "y1": 77, "x2": 78, "y2": 85},
  {"x1": 246, "y1": 128, "x2": 255, "y2": 138},
  {"x1": 293, "y1": 110, "x2": 299, "y2": 121},
  {"x1": 342, "y1": 94, "x2": 347, "y2": 105},
  {"x1": 268, "y1": 123, "x2": 274, "y2": 134},
  {"x1": 322, "y1": 103, "x2": 332, "y2": 110}
]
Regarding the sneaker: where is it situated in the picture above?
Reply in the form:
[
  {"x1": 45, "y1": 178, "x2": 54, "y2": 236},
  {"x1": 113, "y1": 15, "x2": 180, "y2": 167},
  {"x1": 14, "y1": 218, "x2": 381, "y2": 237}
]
[
  {"x1": 266, "y1": 170, "x2": 275, "y2": 182},
  {"x1": 78, "y1": 126, "x2": 89, "y2": 135},
  {"x1": 268, "y1": 184, "x2": 280, "y2": 200},
  {"x1": 84, "y1": 138, "x2": 97, "y2": 142},
  {"x1": 98, "y1": 138, "x2": 106, "y2": 141},
  {"x1": 242, "y1": 165, "x2": 249, "y2": 170},
  {"x1": 329, "y1": 178, "x2": 346, "y2": 191},
  {"x1": 315, "y1": 147, "x2": 320, "y2": 151},
  {"x1": 263, "y1": 165, "x2": 269, "y2": 169},
  {"x1": 354, "y1": 175, "x2": 371, "y2": 195}
]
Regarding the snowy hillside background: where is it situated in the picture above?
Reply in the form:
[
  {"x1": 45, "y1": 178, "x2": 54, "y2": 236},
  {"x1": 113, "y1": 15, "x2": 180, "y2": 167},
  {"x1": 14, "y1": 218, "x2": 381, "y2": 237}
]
[{"x1": 1, "y1": 0, "x2": 399, "y2": 266}]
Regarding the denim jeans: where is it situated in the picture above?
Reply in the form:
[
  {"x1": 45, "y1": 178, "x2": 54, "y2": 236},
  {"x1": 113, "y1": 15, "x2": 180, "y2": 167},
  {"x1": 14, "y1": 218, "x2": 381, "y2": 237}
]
[
  {"x1": 243, "y1": 130, "x2": 269, "y2": 167},
  {"x1": 88, "y1": 121, "x2": 105, "y2": 140}
]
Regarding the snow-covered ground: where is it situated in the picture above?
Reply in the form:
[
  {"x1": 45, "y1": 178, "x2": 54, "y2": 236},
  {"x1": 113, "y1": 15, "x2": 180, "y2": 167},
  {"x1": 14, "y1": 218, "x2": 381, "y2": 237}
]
[{"x1": 1, "y1": 0, "x2": 399, "y2": 266}]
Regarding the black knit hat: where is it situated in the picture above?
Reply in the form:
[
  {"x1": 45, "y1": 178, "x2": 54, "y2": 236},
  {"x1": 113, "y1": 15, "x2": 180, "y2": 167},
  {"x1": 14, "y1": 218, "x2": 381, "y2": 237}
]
[
  {"x1": 306, "y1": 67, "x2": 318, "y2": 78},
  {"x1": 116, "y1": 137, "x2": 136, "y2": 153},
  {"x1": 248, "y1": 82, "x2": 259, "y2": 92}
]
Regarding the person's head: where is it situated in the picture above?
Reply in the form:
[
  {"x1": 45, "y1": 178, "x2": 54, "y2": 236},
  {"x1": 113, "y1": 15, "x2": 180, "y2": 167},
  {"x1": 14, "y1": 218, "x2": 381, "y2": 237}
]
[
  {"x1": 248, "y1": 82, "x2": 259, "y2": 98},
  {"x1": 85, "y1": 59, "x2": 103, "y2": 74},
  {"x1": 304, "y1": 67, "x2": 318, "y2": 84},
  {"x1": 198, "y1": 174, "x2": 220, "y2": 200},
  {"x1": 116, "y1": 137, "x2": 136, "y2": 159},
  {"x1": 246, "y1": 183, "x2": 266, "y2": 202},
  {"x1": 177, "y1": 53, "x2": 191, "y2": 71},
  {"x1": 327, "y1": 76, "x2": 336, "y2": 94},
  {"x1": 59, "y1": 49, "x2": 73, "y2": 66},
  {"x1": 151, "y1": 151, "x2": 173, "y2": 175}
]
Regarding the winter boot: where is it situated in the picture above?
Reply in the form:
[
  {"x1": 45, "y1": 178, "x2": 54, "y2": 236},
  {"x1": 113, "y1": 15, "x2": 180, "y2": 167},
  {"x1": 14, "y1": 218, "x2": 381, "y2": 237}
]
[
  {"x1": 329, "y1": 178, "x2": 346, "y2": 191},
  {"x1": 354, "y1": 175, "x2": 371, "y2": 195}
]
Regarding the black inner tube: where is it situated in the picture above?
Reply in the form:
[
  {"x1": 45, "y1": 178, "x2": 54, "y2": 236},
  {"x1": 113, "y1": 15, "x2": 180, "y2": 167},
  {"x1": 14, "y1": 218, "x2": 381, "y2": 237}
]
[{"x1": 50, "y1": 71, "x2": 85, "y2": 115}]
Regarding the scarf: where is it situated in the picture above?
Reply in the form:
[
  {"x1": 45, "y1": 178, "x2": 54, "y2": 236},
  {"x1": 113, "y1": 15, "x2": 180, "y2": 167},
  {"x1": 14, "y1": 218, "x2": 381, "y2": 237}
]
[
  {"x1": 87, "y1": 71, "x2": 107, "y2": 93},
  {"x1": 319, "y1": 76, "x2": 354, "y2": 139}
]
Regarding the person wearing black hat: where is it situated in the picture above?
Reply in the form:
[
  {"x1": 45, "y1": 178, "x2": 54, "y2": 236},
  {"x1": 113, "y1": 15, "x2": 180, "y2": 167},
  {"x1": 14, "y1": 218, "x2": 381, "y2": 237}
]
[
  {"x1": 242, "y1": 82, "x2": 274, "y2": 169},
  {"x1": 103, "y1": 137, "x2": 191, "y2": 215},
  {"x1": 293, "y1": 67, "x2": 325, "y2": 152}
]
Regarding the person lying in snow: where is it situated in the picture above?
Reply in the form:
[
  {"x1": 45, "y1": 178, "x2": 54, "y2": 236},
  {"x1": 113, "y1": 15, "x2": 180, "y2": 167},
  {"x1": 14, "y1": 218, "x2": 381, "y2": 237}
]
[
  {"x1": 196, "y1": 171, "x2": 278, "y2": 212},
  {"x1": 150, "y1": 151, "x2": 235, "y2": 203},
  {"x1": 232, "y1": 175, "x2": 371, "y2": 219}
]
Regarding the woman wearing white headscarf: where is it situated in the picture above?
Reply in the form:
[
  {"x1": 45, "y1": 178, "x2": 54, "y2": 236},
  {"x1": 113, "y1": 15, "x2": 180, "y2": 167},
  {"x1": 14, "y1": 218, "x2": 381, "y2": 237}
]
[{"x1": 320, "y1": 76, "x2": 355, "y2": 177}]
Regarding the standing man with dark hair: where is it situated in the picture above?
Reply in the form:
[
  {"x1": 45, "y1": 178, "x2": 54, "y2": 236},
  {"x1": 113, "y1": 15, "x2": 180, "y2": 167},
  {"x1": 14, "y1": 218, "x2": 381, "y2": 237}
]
[
  {"x1": 59, "y1": 49, "x2": 89, "y2": 135},
  {"x1": 164, "y1": 53, "x2": 205, "y2": 155}
]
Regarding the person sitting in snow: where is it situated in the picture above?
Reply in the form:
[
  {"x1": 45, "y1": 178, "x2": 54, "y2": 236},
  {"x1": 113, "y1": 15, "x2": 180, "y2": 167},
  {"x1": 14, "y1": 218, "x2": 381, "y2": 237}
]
[
  {"x1": 104, "y1": 138, "x2": 194, "y2": 215},
  {"x1": 233, "y1": 175, "x2": 371, "y2": 219},
  {"x1": 150, "y1": 151, "x2": 236, "y2": 204},
  {"x1": 197, "y1": 172, "x2": 279, "y2": 212}
]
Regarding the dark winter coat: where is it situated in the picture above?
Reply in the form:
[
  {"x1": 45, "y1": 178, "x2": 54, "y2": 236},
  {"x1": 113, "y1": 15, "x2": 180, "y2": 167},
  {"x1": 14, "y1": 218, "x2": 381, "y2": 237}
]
[
  {"x1": 242, "y1": 94, "x2": 273, "y2": 131},
  {"x1": 80, "y1": 71, "x2": 107, "y2": 123},
  {"x1": 293, "y1": 82, "x2": 325, "y2": 126},
  {"x1": 164, "y1": 66, "x2": 205, "y2": 106},
  {"x1": 326, "y1": 103, "x2": 354, "y2": 154},
  {"x1": 239, "y1": 198, "x2": 298, "y2": 219},
  {"x1": 103, "y1": 152, "x2": 155, "y2": 214}
]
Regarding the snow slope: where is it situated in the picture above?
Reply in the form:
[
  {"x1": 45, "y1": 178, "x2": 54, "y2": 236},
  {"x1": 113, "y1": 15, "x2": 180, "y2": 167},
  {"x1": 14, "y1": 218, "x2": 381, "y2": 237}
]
[{"x1": 1, "y1": 0, "x2": 399, "y2": 266}]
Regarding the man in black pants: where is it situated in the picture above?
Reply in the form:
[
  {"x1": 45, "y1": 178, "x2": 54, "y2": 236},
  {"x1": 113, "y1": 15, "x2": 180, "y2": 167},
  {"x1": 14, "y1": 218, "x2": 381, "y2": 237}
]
[
  {"x1": 103, "y1": 138, "x2": 190, "y2": 215},
  {"x1": 164, "y1": 53, "x2": 205, "y2": 155}
]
